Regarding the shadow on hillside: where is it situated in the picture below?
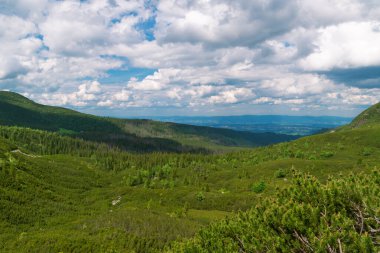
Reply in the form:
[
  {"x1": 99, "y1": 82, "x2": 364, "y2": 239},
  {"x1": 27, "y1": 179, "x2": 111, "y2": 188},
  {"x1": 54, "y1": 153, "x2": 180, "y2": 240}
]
[{"x1": 0, "y1": 101, "x2": 206, "y2": 153}]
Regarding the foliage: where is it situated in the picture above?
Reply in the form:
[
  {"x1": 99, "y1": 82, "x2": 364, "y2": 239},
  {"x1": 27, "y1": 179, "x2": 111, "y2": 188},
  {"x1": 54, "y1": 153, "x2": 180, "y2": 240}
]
[
  {"x1": 275, "y1": 168, "x2": 286, "y2": 178},
  {"x1": 196, "y1": 192, "x2": 206, "y2": 202},
  {"x1": 170, "y1": 170, "x2": 380, "y2": 252},
  {"x1": 250, "y1": 181, "x2": 266, "y2": 193},
  {"x1": 320, "y1": 150, "x2": 334, "y2": 158}
]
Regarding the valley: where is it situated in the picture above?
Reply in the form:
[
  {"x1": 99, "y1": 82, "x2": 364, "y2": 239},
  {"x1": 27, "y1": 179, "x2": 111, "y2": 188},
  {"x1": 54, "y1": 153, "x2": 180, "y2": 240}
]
[
  {"x1": 0, "y1": 92, "x2": 379, "y2": 252},
  {"x1": 2, "y1": 1, "x2": 380, "y2": 252},
  {"x1": 146, "y1": 115, "x2": 352, "y2": 136}
]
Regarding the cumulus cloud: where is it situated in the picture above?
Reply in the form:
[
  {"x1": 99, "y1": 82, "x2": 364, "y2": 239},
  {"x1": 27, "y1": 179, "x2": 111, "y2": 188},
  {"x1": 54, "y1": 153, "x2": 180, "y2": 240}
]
[
  {"x1": 0, "y1": 14, "x2": 40, "y2": 80},
  {"x1": 0, "y1": 57, "x2": 28, "y2": 80},
  {"x1": 260, "y1": 74, "x2": 339, "y2": 97},
  {"x1": 38, "y1": 80, "x2": 103, "y2": 107},
  {"x1": 300, "y1": 22, "x2": 380, "y2": 71},
  {"x1": 1, "y1": 0, "x2": 380, "y2": 116},
  {"x1": 39, "y1": 0, "x2": 147, "y2": 57},
  {"x1": 155, "y1": 0, "x2": 299, "y2": 48},
  {"x1": 208, "y1": 88, "x2": 254, "y2": 105},
  {"x1": 127, "y1": 69, "x2": 180, "y2": 91}
]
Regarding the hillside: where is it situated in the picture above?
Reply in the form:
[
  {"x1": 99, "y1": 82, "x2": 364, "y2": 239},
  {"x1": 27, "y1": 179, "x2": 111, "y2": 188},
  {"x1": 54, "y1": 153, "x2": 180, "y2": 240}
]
[
  {"x1": 347, "y1": 102, "x2": 380, "y2": 128},
  {"x1": 0, "y1": 91, "x2": 297, "y2": 152},
  {"x1": 0, "y1": 102, "x2": 379, "y2": 252}
]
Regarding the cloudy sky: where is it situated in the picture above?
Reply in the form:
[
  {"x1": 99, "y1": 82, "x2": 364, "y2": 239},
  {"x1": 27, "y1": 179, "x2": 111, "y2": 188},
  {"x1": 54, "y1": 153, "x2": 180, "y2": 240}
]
[{"x1": 1, "y1": 0, "x2": 380, "y2": 117}]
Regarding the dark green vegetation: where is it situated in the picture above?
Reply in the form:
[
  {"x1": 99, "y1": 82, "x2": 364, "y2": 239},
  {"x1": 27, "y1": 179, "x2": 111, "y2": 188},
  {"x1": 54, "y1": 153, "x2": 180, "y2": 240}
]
[
  {"x1": 0, "y1": 93, "x2": 379, "y2": 252},
  {"x1": 0, "y1": 91, "x2": 297, "y2": 152},
  {"x1": 172, "y1": 170, "x2": 380, "y2": 252}
]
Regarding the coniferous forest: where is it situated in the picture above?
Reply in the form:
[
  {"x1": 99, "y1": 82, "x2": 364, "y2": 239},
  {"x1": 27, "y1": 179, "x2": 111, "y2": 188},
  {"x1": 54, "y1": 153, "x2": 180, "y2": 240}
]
[{"x1": 0, "y1": 92, "x2": 379, "y2": 252}]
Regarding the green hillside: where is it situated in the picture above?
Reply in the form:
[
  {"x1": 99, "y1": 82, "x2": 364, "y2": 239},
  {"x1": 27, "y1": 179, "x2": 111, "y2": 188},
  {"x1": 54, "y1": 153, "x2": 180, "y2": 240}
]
[
  {"x1": 348, "y1": 102, "x2": 380, "y2": 128},
  {"x1": 0, "y1": 91, "x2": 297, "y2": 152},
  {"x1": 0, "y1": 101, "x2": 379, "y2": 252}
]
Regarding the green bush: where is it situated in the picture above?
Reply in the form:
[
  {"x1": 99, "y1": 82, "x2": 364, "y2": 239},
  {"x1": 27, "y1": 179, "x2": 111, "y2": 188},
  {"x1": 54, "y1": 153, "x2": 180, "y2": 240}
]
[
  {"x1": 196, "y1": 192, "x2": 205, "y2": 202},
  {"x1": 275, "y1": 169, "x2": 286, "y2": 178},
  {"x1": 362, "y1": 148, "x2": 372, "y2": 156},
  {"x1": 320, "y1": 150, "x2": 334, "y2": 158},
  {"x1": 251, "y1": 181, "x2": 266, "y2": 193},
  {"x1": 170, "y1": 170, "x2": 380, "y2": 252}
]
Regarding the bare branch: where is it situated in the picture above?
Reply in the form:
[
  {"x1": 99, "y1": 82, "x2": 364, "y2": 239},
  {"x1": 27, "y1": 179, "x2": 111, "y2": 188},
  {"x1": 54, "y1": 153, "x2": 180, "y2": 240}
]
[
  {"x1": 337, "y1": 238, "x2": 343, "y2": 253},
  {"x1": 294, "y1": 230, "x2": 314, "y2": 252}
]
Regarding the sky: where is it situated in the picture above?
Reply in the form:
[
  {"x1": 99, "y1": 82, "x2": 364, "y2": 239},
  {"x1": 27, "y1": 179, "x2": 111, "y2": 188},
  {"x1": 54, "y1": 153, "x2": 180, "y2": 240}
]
[{"x1": 1, "y1": 0, "x2": 380, "y2": 117}]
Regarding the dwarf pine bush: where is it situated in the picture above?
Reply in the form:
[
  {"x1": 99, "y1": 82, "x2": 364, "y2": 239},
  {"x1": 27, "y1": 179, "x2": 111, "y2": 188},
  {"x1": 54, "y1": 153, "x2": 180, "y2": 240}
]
[
  {"x1": 170, "y1": 170, "x2": 380, "y2": 252},
  {"x1": 251, "y1": 181, "x2": 266, "y2": 193}
]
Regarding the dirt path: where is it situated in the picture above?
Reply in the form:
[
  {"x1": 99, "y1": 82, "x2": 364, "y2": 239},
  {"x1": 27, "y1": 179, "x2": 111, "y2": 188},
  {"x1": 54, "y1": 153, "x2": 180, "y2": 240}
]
[{"x1": 11, "y1": 149, "x2": 41, "y2": 158}]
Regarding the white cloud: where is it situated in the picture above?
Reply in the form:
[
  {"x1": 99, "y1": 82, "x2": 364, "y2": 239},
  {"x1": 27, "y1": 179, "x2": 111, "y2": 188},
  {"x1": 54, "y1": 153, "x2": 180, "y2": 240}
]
[
  {"x1": 324, "y1": 87, "x2": 380, "y2": 106},
  {"x1": 1, "y1": 0, "x2": 380, "y2": 115},
  {"x1": 37, "y1": 80, "x2": 104, "y2": 106},
  {"x1": 0, "y1": 57, "x2": 28, "y2": 80},
  {"x1": 113, "y1": 89, "x2": 131, "y2": 102},
  {"x1": 98, "y1": 100, "x2": 114, "y2": 107},
  {"x1": 127, "y1": 69, "x2": 178, "y2": 91},
  {"x1": 260, "y1": 74, "x2": 338, "y2": 97},
  {"x1": 0, "y1": 14, "x2": 40, "y2": 80},
  {"x1": 208, "y1": 88, "x2": 254, "y2": 105},
  {"x1": 19, "y1": 56, "x2": 123, "y2": 91},
  {"x1": 39, "y1": 1, "x2": 147, "y2": 57},
  {"x1": 155, "y1": 0, "x2": 299, "y2": 48},
  {"x1": 300, "y1": 22, "x2": 380, "y2": 70}
]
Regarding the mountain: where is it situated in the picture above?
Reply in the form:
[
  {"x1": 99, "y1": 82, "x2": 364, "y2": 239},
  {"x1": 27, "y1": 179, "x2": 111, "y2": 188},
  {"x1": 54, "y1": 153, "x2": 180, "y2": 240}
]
[
  {"x1": 0, "y1": 97, "x2": 379, "y2": 252},
  {"x1": 0, "y1": 91, "x2": 297, "y2": 152},
  {"x1": 347, "y1": 102, "x2": 380, "y2": 128},
  {"x1": 145, "y1": 115, "x2": 352, "y2": 135}
]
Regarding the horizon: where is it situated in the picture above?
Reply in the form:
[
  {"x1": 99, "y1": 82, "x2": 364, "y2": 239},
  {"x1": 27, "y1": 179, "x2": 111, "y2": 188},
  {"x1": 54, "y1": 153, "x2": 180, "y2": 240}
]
[
  {"x1": 1, "y1": 1, "x2": 380, "y2": 117},
  {"x1": 80, "y1": 105, "x2": 361, "y2": 119},
  {"x1": 105, "y1": 113, "x2": 354, "y2": 120}
]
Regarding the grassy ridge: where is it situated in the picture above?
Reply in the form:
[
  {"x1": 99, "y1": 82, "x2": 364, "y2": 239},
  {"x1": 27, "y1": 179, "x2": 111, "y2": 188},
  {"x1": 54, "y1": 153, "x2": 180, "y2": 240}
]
[{"x1": 348, "y1": 102, "x2": 380, "y2": 128}]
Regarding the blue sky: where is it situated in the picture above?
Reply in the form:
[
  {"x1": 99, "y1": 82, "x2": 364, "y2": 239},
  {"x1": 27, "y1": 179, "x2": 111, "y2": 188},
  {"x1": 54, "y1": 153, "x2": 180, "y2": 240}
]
[{"x1": 1, "y1": 0, "x2": 380, "y2": 117}]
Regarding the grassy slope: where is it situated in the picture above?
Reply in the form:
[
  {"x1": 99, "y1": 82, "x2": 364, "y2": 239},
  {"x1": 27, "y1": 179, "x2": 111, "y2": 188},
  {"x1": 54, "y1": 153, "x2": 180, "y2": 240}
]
[
  {"x1": 1, "y1": 119, "x2": 380, "y2": 252},
  {"x1": 0, "y1": 91, "x2": 297, "y2": 152},
  {"x1": 346, "y1": 102, "x2": 380, "y2": 128}
]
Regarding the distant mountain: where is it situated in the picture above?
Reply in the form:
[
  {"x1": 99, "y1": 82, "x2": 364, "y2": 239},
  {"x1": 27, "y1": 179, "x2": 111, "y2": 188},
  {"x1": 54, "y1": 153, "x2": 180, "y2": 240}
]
[
  {"x1": 143, "y1": 115, "x2": 353, "y2": 136},
  {"x1": 0, "y1": 91, "x2": 297, "y2": 152}
]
